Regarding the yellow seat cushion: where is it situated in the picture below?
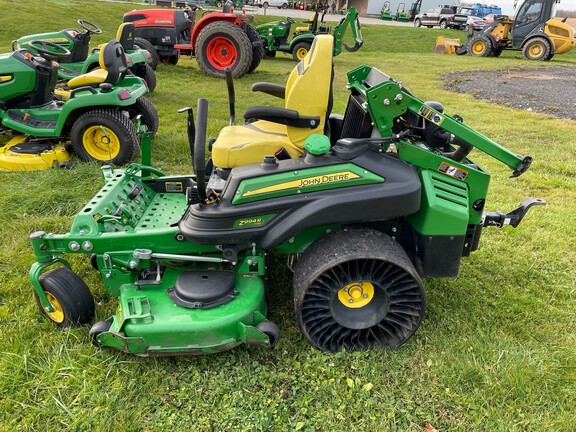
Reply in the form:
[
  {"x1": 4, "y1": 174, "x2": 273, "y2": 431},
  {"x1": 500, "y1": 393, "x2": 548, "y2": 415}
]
[
  {"x1": 211, "y1": 35, "x2": 334, "y2": 169},
  {"x1": 295, "y1": 26, "x2": 309, "y2": 32},
  {"x1": 67, "y1": 69, "x2": 107, "y2": 88},
  {"x1": 212, "y1": 121, "x2": 304, "y2": 168}
]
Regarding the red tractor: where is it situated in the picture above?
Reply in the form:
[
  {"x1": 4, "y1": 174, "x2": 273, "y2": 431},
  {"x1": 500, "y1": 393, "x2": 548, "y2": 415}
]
[{"x1": 123, "y1": 3, "x2": 264, "y2": 79}]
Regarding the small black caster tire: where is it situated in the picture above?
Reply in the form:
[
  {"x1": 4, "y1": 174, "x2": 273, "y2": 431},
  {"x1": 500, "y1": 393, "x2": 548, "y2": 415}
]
[
  {"x1": 89, "y1": 320, "x2": 112, "y2": 346},
  {"x1": 256, "y1": 320, "x2": 281, "y2": 348}
]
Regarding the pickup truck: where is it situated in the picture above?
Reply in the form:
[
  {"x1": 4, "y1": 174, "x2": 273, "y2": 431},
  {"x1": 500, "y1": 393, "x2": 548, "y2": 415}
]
[{"x1": 413, "y1": 7, "x2": 468, "y2": 29}]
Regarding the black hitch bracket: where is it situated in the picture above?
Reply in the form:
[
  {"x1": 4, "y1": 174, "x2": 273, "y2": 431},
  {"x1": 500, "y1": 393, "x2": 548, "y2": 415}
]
[{"x1": 482, "y1": 198, "x2": 546, "y2": 228}]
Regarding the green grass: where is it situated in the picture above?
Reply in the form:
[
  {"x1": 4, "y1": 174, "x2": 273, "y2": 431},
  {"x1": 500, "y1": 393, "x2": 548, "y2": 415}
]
[{"x1": 1, "y1": 0, "x2": 576, "y2": 430}]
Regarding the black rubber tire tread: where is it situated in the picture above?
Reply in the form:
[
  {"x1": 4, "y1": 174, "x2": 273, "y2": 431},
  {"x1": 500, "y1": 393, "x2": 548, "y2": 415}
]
[
  {"x1": 127, "y1": 96, "x2": 160, "y2": 133},
  {"x1": 256, "y1": 320, "x2": 281, "y2": 348},
  {"x1": 89, "y1": 320, "x2": 112, "y2": 345},
  {"x1": 414, "y1": 18, "x2": 421, "y2": 27},
  {"x1": 195, "y1": 21, "x2": 253, "y2": 79},
  {"x1": 70, "y1": 108, "x2": 138, "y2": 165},
  {"x1": 294, "y1": 227, "x2": 426, "y2": 352},
  {"x1": 89, "y1": 254, "x2": 99, "y2": 270},
  {"x1": 439, "y1": 20, "x2": 448, "y2": 29},
  {"x1": 131, "y1": 63, "x2": 156, "y2": 92},
  {"x1": 36, "y1": 267, "x2": 95, "y2": 328},
  {"x1": 134, "y1": 37, "x2": 159, "y2": 70},
  {"x1": 522, "y1": 37, "x2": 551, "y2": 61},
  {"x1": 468, "y1": 35, "x2": 493, "y2": 57},
  {"x1": 243, "y1": 23, "x2": 265, "y2": 74},
  {"x1": 292, "y1": 41, "x2": 311, "y2": 62}
]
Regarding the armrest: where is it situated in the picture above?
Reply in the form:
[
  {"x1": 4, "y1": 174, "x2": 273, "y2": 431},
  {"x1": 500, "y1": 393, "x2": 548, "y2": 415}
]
[
  {"x1": 244, "y1": 106, "x2": 320, "y2": 129},
  {"x1": 251, "y1": 82, "x2": 286, "y2": 99}
]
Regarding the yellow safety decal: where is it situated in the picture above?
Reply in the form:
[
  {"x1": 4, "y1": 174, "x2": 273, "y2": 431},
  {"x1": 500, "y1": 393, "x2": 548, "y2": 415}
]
[
  {"x1": 242, "y1": 171, "x2": 360, "y2": 197},
  {"x1": 165, "y1": 182, "x2": 183, "y2": 192},
  {"x1": 418, "y1": 105, "x2": 444, "y2": 126}
]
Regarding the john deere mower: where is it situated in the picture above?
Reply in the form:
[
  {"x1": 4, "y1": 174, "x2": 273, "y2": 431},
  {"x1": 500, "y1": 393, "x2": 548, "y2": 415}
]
[
  {"x1": 0, "y1": 40, "x2": 158, "y2": 171},
  {"x1": 14, "y1": 20, "x2": 158, "y2": 91},
  {"x1": 28, "y1": 35, "x2": 543, "y2": 356},
  {"x1": 256, "y1": 7, "x2": 362, "y2": 61}
]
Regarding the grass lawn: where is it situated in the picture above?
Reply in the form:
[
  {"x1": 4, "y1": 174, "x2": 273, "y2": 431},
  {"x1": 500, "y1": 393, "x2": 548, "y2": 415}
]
[{"x1": 1, "y1": 0, "x2": 575, "y2": 430}]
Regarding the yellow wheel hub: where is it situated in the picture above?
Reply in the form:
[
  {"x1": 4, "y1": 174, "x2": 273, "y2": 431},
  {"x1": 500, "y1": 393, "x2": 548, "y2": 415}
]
[
  {"x1": 82, "y1": 125, "x2": 120, "y2": 161},
  {"x1": 45, "y1": 292, "x2": 65, "y2": 324},
  {"x1": 296, "y1": 47, "x2": 308, "y2": 60},
  {"x1": 472, "y1": 41, "x2": 486, "y2": 55},
  {"x1": 337, "y1": 281, "x2": 375, "y2": 309},
  {"x1": 529, "y1": 44, "x2": 543, "y2": 58}
]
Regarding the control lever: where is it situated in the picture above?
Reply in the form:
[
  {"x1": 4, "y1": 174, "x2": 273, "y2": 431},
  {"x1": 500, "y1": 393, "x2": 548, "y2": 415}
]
[
  {"x1": 178, "y1": 106, "x2": 196, "y2": 161},
  {"x1": 224, "y1": 67, "x2": 235, "y2": 125}
]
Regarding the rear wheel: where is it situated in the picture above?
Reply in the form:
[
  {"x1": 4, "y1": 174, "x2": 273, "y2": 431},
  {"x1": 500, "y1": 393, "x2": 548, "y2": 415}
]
[
  {"x1": 292, "y1": 41, "x2": 311, "y2": 62},
  {"x1": 134, "y1": 37, "x2": 159, "y2": 70},
  {"x1": 131, "y1": 63, "x2": 156, "y2": 92},
  {"x1": 469, "y1": 35, "x2": 493, "y2": 57},
  {"x1": 196, "y1": 21, "x2": 253, "y2": 79},
  {"x1": 414, "y1": 18, "x2": 421, "y2": 27},
  {"x1": 439, "y1": 20, "x2": 448, "y2": 29},
  {"x1": 35, "y1": 267, "x2": 95, "y2": 328},
  {"x1": 70, "y1": 108, "x2": 138, "y2": 165},
  {"x1": 243, "y1": 24, "x2": 265, "y2": 74},
  {"x1": 294, "y1": 228, "x2": 426, "y2": 352},
  {"x1": 523, "y1": 37, "x2": 551, "y2": 61},
  {"x1": 126, "y1": 96, "x2": 159, "y2": 133}
]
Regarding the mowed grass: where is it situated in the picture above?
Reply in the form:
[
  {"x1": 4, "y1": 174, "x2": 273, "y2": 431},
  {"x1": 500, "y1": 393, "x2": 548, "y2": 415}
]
[{"x1": 1, "y1": 0, "x2": 575, "y2": 430}]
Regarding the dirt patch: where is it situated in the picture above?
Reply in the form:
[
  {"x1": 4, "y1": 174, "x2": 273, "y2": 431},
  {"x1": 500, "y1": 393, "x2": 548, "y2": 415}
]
[{"x1": 444, "y1": 66, "x2": 576, "y2": 120}]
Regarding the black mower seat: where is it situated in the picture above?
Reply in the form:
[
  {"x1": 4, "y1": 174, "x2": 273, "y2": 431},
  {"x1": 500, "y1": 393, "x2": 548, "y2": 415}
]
[
  {"x1": 211, "y1": 35, "x2": 334, "y2": 169},
  {"x1": 116, "y1": 23, "x2": 135, "y2": 52},
  {"x1": 67, "y1": 40, "x2": 128, "y2": 88}
]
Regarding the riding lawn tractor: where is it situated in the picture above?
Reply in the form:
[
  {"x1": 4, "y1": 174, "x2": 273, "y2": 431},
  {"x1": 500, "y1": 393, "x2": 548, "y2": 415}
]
[
  {"x1": 28, "y1": 35, "x2": 543, "y2": 356},
  {"x1": 256, "y1": 7, "x2": 363, "y2": 61},
  {"x1": 123, "y1": 2, "x2": 264, "y2": 78},
  {"x1": 0, "y1": 40, "x2": 157, "y2": 171},
  {"x1": 13, "y1": 19, "x2": 158, "y2": 91}
]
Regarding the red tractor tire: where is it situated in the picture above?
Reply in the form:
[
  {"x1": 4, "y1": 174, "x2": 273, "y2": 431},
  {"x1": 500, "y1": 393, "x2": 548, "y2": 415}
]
[{"x1": 195, "y1": 21, "x2": 253, "y2": 79}]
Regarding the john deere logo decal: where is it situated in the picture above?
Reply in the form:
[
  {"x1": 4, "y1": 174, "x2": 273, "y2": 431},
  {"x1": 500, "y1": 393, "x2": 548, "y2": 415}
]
[
  {"x1": 242, "y1": 171, "x2": 360, "y2": 197},
  {"x1": 232, "y1": 164, "x2": 384, "y2": 205}
]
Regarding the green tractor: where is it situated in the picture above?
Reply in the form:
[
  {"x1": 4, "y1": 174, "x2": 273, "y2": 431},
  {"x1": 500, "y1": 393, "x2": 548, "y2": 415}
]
[
  {"x1": 28, "y1": 35, "x2": 543, "y2": 356},
  {"x1": 256, "y1": 7, "x2": 362, "y2": 61},
  {"x1": 381, "y1": 1, "x2": 393, "y2": 20},
  {"x1": 0, "y1": 40, "x2": 158, "y2": 171},
  {"x1": 13, "y1": 20, "x2": 158, "y2": 92}
]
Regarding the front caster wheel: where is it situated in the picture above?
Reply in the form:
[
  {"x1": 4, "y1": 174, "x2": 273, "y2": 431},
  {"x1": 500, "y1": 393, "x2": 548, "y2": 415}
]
[
  {"x1": 256, "y1": 320, "x2": 281, "y2": 348},
  {"x1": 35, "y1": 267, "x2": 95, "y2": 328},
  {"x1": 294, "y1": 228, "x2": 426, "y2": 352},
  {"x1": 89, "y1": 320, "x2": 112, "y2": 346}
]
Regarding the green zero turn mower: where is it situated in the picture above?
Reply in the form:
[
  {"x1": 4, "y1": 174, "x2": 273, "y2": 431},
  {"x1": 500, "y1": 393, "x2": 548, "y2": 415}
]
[
  {"x1": 0, "y1": 40, "x2": 158, "y2": 171},
  {"x1": 28, "y1": 35, "x2": 544, "y2": 356},
  {"x1": 14, "y1": 19, "x2": 158, "y2": 92},
  {"x1": 256, "y1": 7, "x2": 362, "y2": 61}
]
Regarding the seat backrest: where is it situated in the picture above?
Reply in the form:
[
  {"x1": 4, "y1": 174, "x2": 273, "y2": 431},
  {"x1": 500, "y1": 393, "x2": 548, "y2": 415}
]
[
  {"x1": 99, "y1": 40, "x2": 128, "y2": 85},
  {"x1": 116, "y1": 23, "x2": 135, "y2": 51},
  {"x1": 284, "y1": 35, "x2": 334, "y2": 148}
]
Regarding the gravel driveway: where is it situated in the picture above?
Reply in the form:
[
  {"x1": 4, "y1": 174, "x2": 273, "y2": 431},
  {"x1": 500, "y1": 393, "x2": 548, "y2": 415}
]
[{"x1": 444, "y1": 66, "x2": 576, "y2": 121}]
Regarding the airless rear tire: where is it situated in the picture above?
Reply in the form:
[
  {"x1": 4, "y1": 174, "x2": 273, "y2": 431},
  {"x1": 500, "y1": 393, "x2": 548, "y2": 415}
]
[{"x1": 294, "y1": 228, "x2": 426, "y2": 352}]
